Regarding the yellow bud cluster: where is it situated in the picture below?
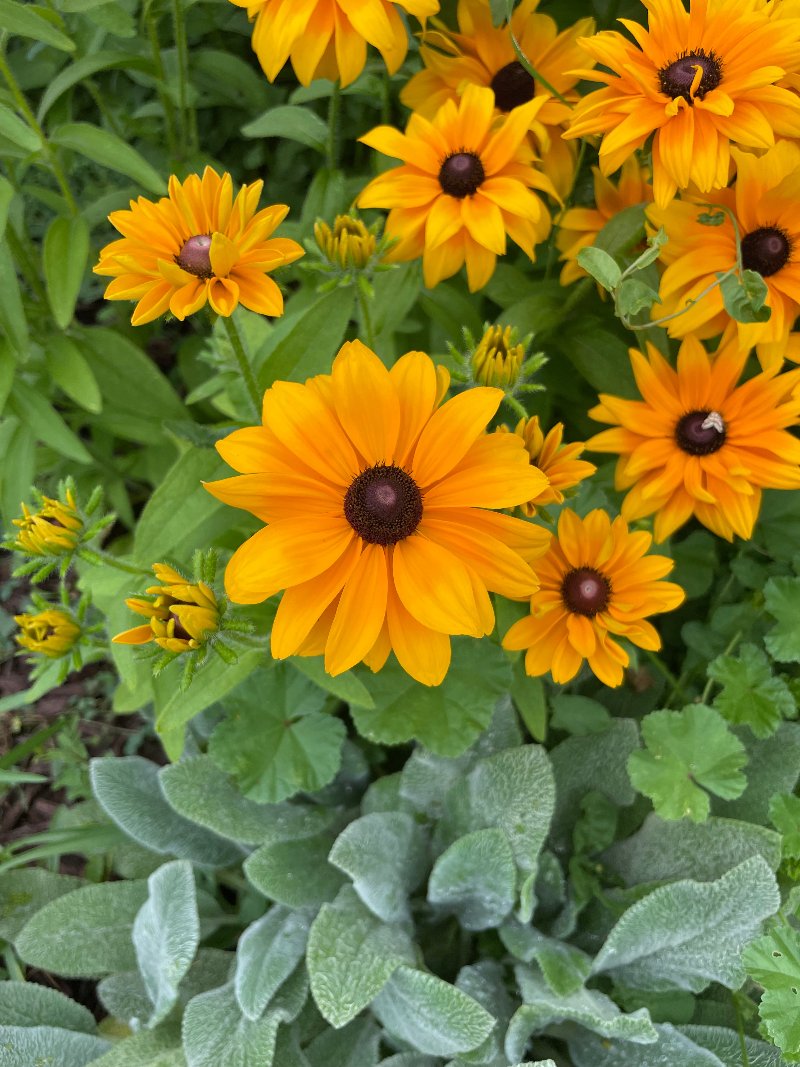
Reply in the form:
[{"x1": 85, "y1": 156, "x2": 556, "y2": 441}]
[
  {"x1": 113, "y1": 562, "x2": 220, "y2": 655},
  {"x1": 314, "y1": 215, "x2": 377, "y2": 271},
  {"x1": 11, "y1": 490, "x2": 82, "y2": 557},
  {"x1": 15, "y1": 609, "x2": 81, "y2": 659},
  {"x1": 471, "y1": 325, "x2": 524, "y2": 389}
]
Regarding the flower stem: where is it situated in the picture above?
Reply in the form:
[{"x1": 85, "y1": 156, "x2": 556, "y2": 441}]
[
  {"x1": 356, "y1": 284, "x2": 377, "y2": 349},
  {"x1": 171, "y1": 0, "x2": 196, "y2": 157},
  {"x1": 327, "y1": 81, "x2": 341, "y2": 171},
  {"x1": 510, "y1": 32, "x2": 571, "y2": 106},
  {"x1": 222, "y1": 314, "x2": 262, "y2": 422},
  {"x1": 144, "y1": 6, "x2": 179, "y2": 158},
  {"x1": 78, "y1": 549, "x2": 152, "y2": 576}
]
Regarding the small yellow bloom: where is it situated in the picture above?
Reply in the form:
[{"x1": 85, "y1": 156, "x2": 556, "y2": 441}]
[
  {"x1": 15, "y1": 609, "x2": 81, "y2": 659},
  {"x1": 113, "y1": 563, "x2": 220, "y2": 655},
  {"x1": 471, "y1": 325, "x2": 524, "y2": 389},
  {"x1": 314, "y1": 215, "x2": 377, "y2": 271},
  {"x1": 502, "y1": 417, "x2": 597, "y2": 513},
  {"x1": 11, "y1": 491, "x2": 82, "y2": 557}
]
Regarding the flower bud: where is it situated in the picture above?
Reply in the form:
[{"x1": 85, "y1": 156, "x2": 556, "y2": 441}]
[
  {"x1": 15, "y1": 609, "x2": 81, "y2": 659},
  {"x1": 471, "y1": 325, "x2": 524, "y2": 389},
  {"x1": 113, "y1": 562, "x2": 220, "y2": 655},
  {"x1": 314, "y1": 215, "x2": 377, "y2": 271},
  {"x1": 11, "y1": 491, "x2": 82, "y2": 557}
]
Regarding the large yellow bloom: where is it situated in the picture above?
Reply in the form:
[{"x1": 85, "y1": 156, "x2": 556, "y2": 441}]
[
  {"x1": 400, "y1": 0, "x2": 595, "y2": 198},
  {"x1": 228, "y1": 0, "x2": 439, "y2": 88},
  {"x1": 587, "y1": 335, "x2": 800, "y2": 541},
  {"x1": 503, "y1": 508, "x2": 684, "y2": 687},
  {"x1": 564, "y1": 0, "x2": 800, "y2": 207},
  {"x1": 113, "y1": 564, "x2": 220, "y2": 654},
  {"x1": 556, "y1": 156, "x2": 653, "y2": 285},
  {"x1": 648, "y1": 141, "x2": 800, "y2": 367},
  {"x1": 204, "y1": 341, "x2": 550, "y2": 687},
  {"x1": 500, "y1": 416, "x2": 597, "y2": 514},
  {"x1": 94, "y1": 167, "x2": 304, "y2": 326},
  {"x1": 358, "y1": 85, "x2": 557, "y2": 291}
]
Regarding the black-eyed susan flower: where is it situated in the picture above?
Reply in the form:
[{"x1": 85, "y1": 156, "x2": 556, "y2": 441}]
[
  {"x1": 648, "y1": 141, "x2": 800, "y2": 367},
  {"x1": 15, "y1": 609, "x2": 81, "y2": 659},
  {"x1": 564, "y1": 0, "x2": 800, "y2": 208},
  {"x1": 587, "y1": 335, "x2": 800, "y2": 542},
  {"x1": 357, "y1": 84, "x2": 557, "y2": 291},
  {"x1": 503, "y1": 508, "x2": 684, "y2": 687},
  {"x1": 94, "y1": 167, "x2": 304, "y2": 325},
  {"x1": 204, "y1": 340, "x2": 551, "y2": 687},
  {"x1": 400, "y1": 0, "x2": 595, "y2": 198},
  {"x1": 10, "y1": 489, "x2": 82, "y2": 558},
  {"x1": 113, "y1": 563, "x2": 220, "y2": 655},
  {"x1": 228, "y1": 0, "x2": 439, "y2": 88},
  {"x1": 556, "y1": 156, "x2": 653, "y2": 285},
  {"x1": 501, "y1": 417, "x2": 597, "y2": 514}
]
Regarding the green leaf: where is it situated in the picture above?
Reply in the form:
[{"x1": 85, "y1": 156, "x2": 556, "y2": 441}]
[
  {"x1": 0, "y1": 104, "x2": 42, "y2": 152},
  {"x1": 373, "y1": 965, "x2": 495, "y2": 1057},
  {"x1": 290, "y1": 655, "x2": 374, "y2": 708},
  {"x1": 0, "y1": 1027, "x2": 109, "y2": 1067},
  {"x1": 576, "y1": 246, "x2": 622, "y2": 291},
  {"x1": 769, "y1": 794, "x2": 800, "y2": 859},
  {"x1": 719, "y1": 269, "x2": 771, "y2": 324},
  {"x1": 550, "y1": 694, "x2": 611, "y2": 736},
  {"x1": 428, "y1": 829, "x2": 515, "y2": 930},
  {"x1": 37, "y1": 50, "x2": 154, "y2": 121},
  {"x1": 715, "y1": 723, "x2": 800, "y2": 826},
  {"x1": 555, "y1": 319, "x2": 638, "y2": 398},
  {"x1": 566, "y1": 1025, "x2": 720, "y2": 1067},
  {"x1": 681, "y1": 1023, "x2": 787, "y2": 1067},
  {"x1": 307, "y1": 884, "x2": 413, "y2": 1028},
  {"x1": 245, "y1": 833, "x2": 346, "y2": 908},
  {"x1": 670, "y1": 530, "x2": 718, "y2": 600},
  {"x1": 0, "y1": 981, "x2": 96, "y2": 1032},
  {"x1": 235, "y1": 907, "x2": 310, "y2": 1022},
  {"x1": 90, "y1": 756, "x2": 243, "y2": 868},
  {"x1": 708, "y1": 643, "x2": 796, "y2": 738},
  {"x1": 510, "y1": 665, "x2": 547, "y2": 741},
  {"x1": 0, "y1": 176, "x2": 15, "y2": 244},
  {"x1": 208, "y1": 664, "x2": 344, "y2": 803},
  {"x1": 0, "y1": 0, "x2": 74, "y2": 50},
  {"x1": 592, "y1": 856, "x2": 779, "y2": 992},
  {"x1": 0, "y1": 241, "x2": 29, "y2": 357},
  {"x1": 182, "y1": 983, "x2": 280, "y2": 1067},
  {"x1": 242, "y1": 105, "x2": 329, "y2": 152},
  {"x1": 15, "y1": 880, "x2": 148, "y2": 977},
  {"x1": 9, "y1": 378, "x2": 92, "y2": 462},
  {"x1": 50, "y1": 123, "x2": 166, "y2": 195},
  {"x1": 85, "y1": 1025, "x2": 184, "y2": 1067},
  {"x1": 133, "y1": 860, "x2": 200, "y2": 1027},
  {"x1": 305, "y1": 1017, "x2": 380, "y2": 1067},
  {"x1": 628, "y1": 705, "x2": 747, "y2": 822},
  {"x1": 764, "y1": 576, "x2": 800, "y2": 663},
  {"x1": 45, "y1": 335, "x2": 102, "y2": 413},
  {"x1": 744, "y1": 926, "x2": 800, "y2": 1058},
  {"x1": 616, "y1": 278, "x2": 661, "y2": 318},
  {"x1": 352, "y1": 638, "x2": 510, "y2": 757},
  {"x1": 259, "y1": 288, "x2": 355, "y2": 387},
  {"x1": 328, "y1": 812, "x2": 428, "y2": 923},
  {"x1": 42, "y1": 214, "x2": 89, "y2": 329},
  {"x1": 593, "y1": 204, "x2": 648, "y2": 261},
  {"x1": 499, "y1": 926, "x2": 591, "y2": 996},
  {"x1": 0, "y1": 868, "x2": 83, "y2": 943}
]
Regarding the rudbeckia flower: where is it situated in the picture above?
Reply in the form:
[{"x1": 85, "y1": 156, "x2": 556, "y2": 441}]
[
  {"x1": 227, "y1": 0, "x2": 439, "y2": 88},
  {"x1": 400, "y1": 0, "x2": 595, "y2": 198},
  {"x1": 564, "y1": 0, "x2": 800, "y2": 207},
  {"x1": 113, "y1": 564, "x2": 220, "y2": 654},
  {"x1": 205, "y1": 341, "x2": 550, "y2": 687},
  {"x1": 503, "y1": 508, "x2": 684, "y2": 687},
  {"x1": 587, "y1": 335, "x2": 800, "y2": 541},
  {"x1": 647, "y1": 141, "x2": 800, "y2": 367},
  {"x1": 10, "y1": 490, "x2": 82, "y2": 557},
  {"x1": 358, "y1": 84, "x2": 557, "y2": 291},
  {"x1": 94, "y1": 166, "x2": 304, "y2": 326},
  {"x1": 556, "y1": 156, "x2": 653, "y2": 286},
  {"x1": 500, "y1": 417, "x2": 597, "y2": 514},
  {"x1": 15, "y1": 609, "x2": 81, "y2": 659}
]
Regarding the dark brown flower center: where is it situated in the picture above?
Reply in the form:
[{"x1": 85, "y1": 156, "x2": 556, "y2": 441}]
[
  {"x1": 438, "y1": 152, "x2": 485, "y2": 199},
  {"x1": 344, "y1": 464, "x2": 423, "y2": 545},
  {"x1": 658, "y1": 49, "x2": 722, "y2": 103},
  {"x1": 741, "y1": 226, "x2": 791, "y2": 277},
  {"x1": 176, "y1": 234, "x2": 213, "y2": 278},
  {"x1": 169, "y1": 611, "x2": 192, "y2": 641},
  {"x1": 561, "y1": 567, "x2": 611, "y2": 617},
  {"x1": 675, "y1": 410, "x2": 726, "y2": 455},
  {"x1": 491, "y1": 61, "x2": 535, "y2": 112}
]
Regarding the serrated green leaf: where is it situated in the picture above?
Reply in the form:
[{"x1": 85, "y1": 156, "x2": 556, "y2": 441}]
[
  {"x1": 628, "y1": 705, "x2": 747, "y2": 822},
  {"x1": 50, "y1": 123, "x2": 166, "y2": 195},
  {"x1": 0, "y1": 981, "x2": 96, "y2": 1032},
  {"x1": 744, "y1": 925, "x2": 800, "y2": 1057},
  {"x1": 428, "y1": 828, "x2": 516, "y2": 931},
  {"x1": 42, "y1": 214, "x2": 89, "y2": 329},
  {"x1": 708, "y1": 643, "x2": 796, "y2": 737},
  {"x1": 0, "y1": 1026, "x2": 109, "y2": 1067},
  {"x1": 235, "y1": 908, "x2": 310, "y2": 1022},
  {"x1": 769, "y1": 793, "x2": 800, "y2": 859},
  {"x1": 764, "y1": 576, "x2": 800, "y2": 662}
]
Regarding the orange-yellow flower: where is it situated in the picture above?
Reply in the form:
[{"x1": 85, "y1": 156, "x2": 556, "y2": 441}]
[
  {"x1": 587, "y1": 335, "x2": 800, "y2": 541},
  {"x1": 113, "y1": 564, "x2": 220, "y2": 654},
  {"x1": 358, "y1": 84, "x2": 557, "y2": 291},
  {"x1": 647, "y1": 141, "x2": 800, "y2": 368},
  {"x1": 503, "y1": 508, "x2": 684, "y2": 687},
  {"x1": 501, "y1": 417, "x2": 597, "y2": 514},
  {"x1": 556, "y1": 156, "x2": 653, "y2": 285},
  {"x1": 401, "y1": 0, "x2": 595, "y2": 198},
  {"x1": 564, "y1": 0, "x2": 800, "y2": 208},
  {"x1": 10, "y1": 490, "x2": 82, "y2": 557},
  {"x1": 228, "y1": 0, "x2": 439, "y2": 88},
  {"x1": 15, "y1": 609, "x2": 81, "y2": 659},
  {"x1": 204, "y1": 341, "x2": 550, "y2": 687},
  {"x1": 94, "y1": 167, "x2": 304, "y2": 325}
]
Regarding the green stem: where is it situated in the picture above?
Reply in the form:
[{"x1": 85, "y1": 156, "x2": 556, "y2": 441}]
[
  {"x1": 0, "y1": 51, "x2": 78, "y2": 215},
  {"x1": 620, "y1": 267, "x2": 736, "y2": 332},
  {"x1": 510, "y1": 33, "x2": 570, "y2": 106},
  {"x1": 77, "y1": 549, "x2": 152, "y2": 577},
  {"x1": 5, "y1": 222, "x2": 47, "y2": 303},
  {"x1": 544, "y1": 277, "x2": 592, "y2": 336},
  {"x1": 171, "y1": 0, "x2": 194, "y2": 157},
  {"x1": 145, "y1": 6, "x2": 179, "y2": 158},
  {"x1": 645, "y1": 650, "x2": 686, "y2": 703},
  {"x1": 356, "y1": 284, "x2": 376, "y2": 349},
  {"x1": 2, "y1": 946, "x2": 25, "y2": 982},
  {"x1": 327, "y1": 81, "x2": 341, "y2": 171},
  {"x1": 733, "y1": 994, "x2": 751, "y2": 1067},
  {"x1": 700, "y1": 628, "x2": 743, "y2": 705},
  {"x1": 222, "y1": 314, "x2": 262, "y2": 422}
]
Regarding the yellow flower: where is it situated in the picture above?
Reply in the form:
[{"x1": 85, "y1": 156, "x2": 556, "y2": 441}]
[
  {"x1": 471, "y1": 325, "x2": 524, "y2": 388},
  {"x1": 564, "y1": 0, "x2": 800, "y2": 208},
  {"x1": 113, "y1": 563, "x2": 220, "y2": 654},
  {"x1": 502, "y1": 416, "x2": 597, "y2": 514},
  {"x1": 358, "y1": 85, "x2": 557, "y2": 291},
  {"x1": 503, "y1": 508, "x2": 685, "y2": 687},
  {"x1": 15, "y1": 609, "x2": 81, "y2": 659},
  {"x1": 647, "y1": 141, "x2": 800, "y2": 367},
  {"x1": 94, "y1": 166, "x2": 304, "y2": 326},
  {"x1": 314, "y1": 215, "x2": 377, "y2": 271},
  {"x1": 400, "y1": 0, "x2": 595, "y2": 199},
  {"x1": 587, "y1": 335, "x2": 800, "y2": 542},
  {"x1": 10, "y1": 490, "x2": 82, "y2": 557},
  {"x1": 556, "y1": 156, "x2": 653, "y2": 285},
  {"x1": 204, "y1": 340, "x2": 550, "y2": 687},
  {"x1": 227, "y1": 0, "x2": 439, "y2": 88}
]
